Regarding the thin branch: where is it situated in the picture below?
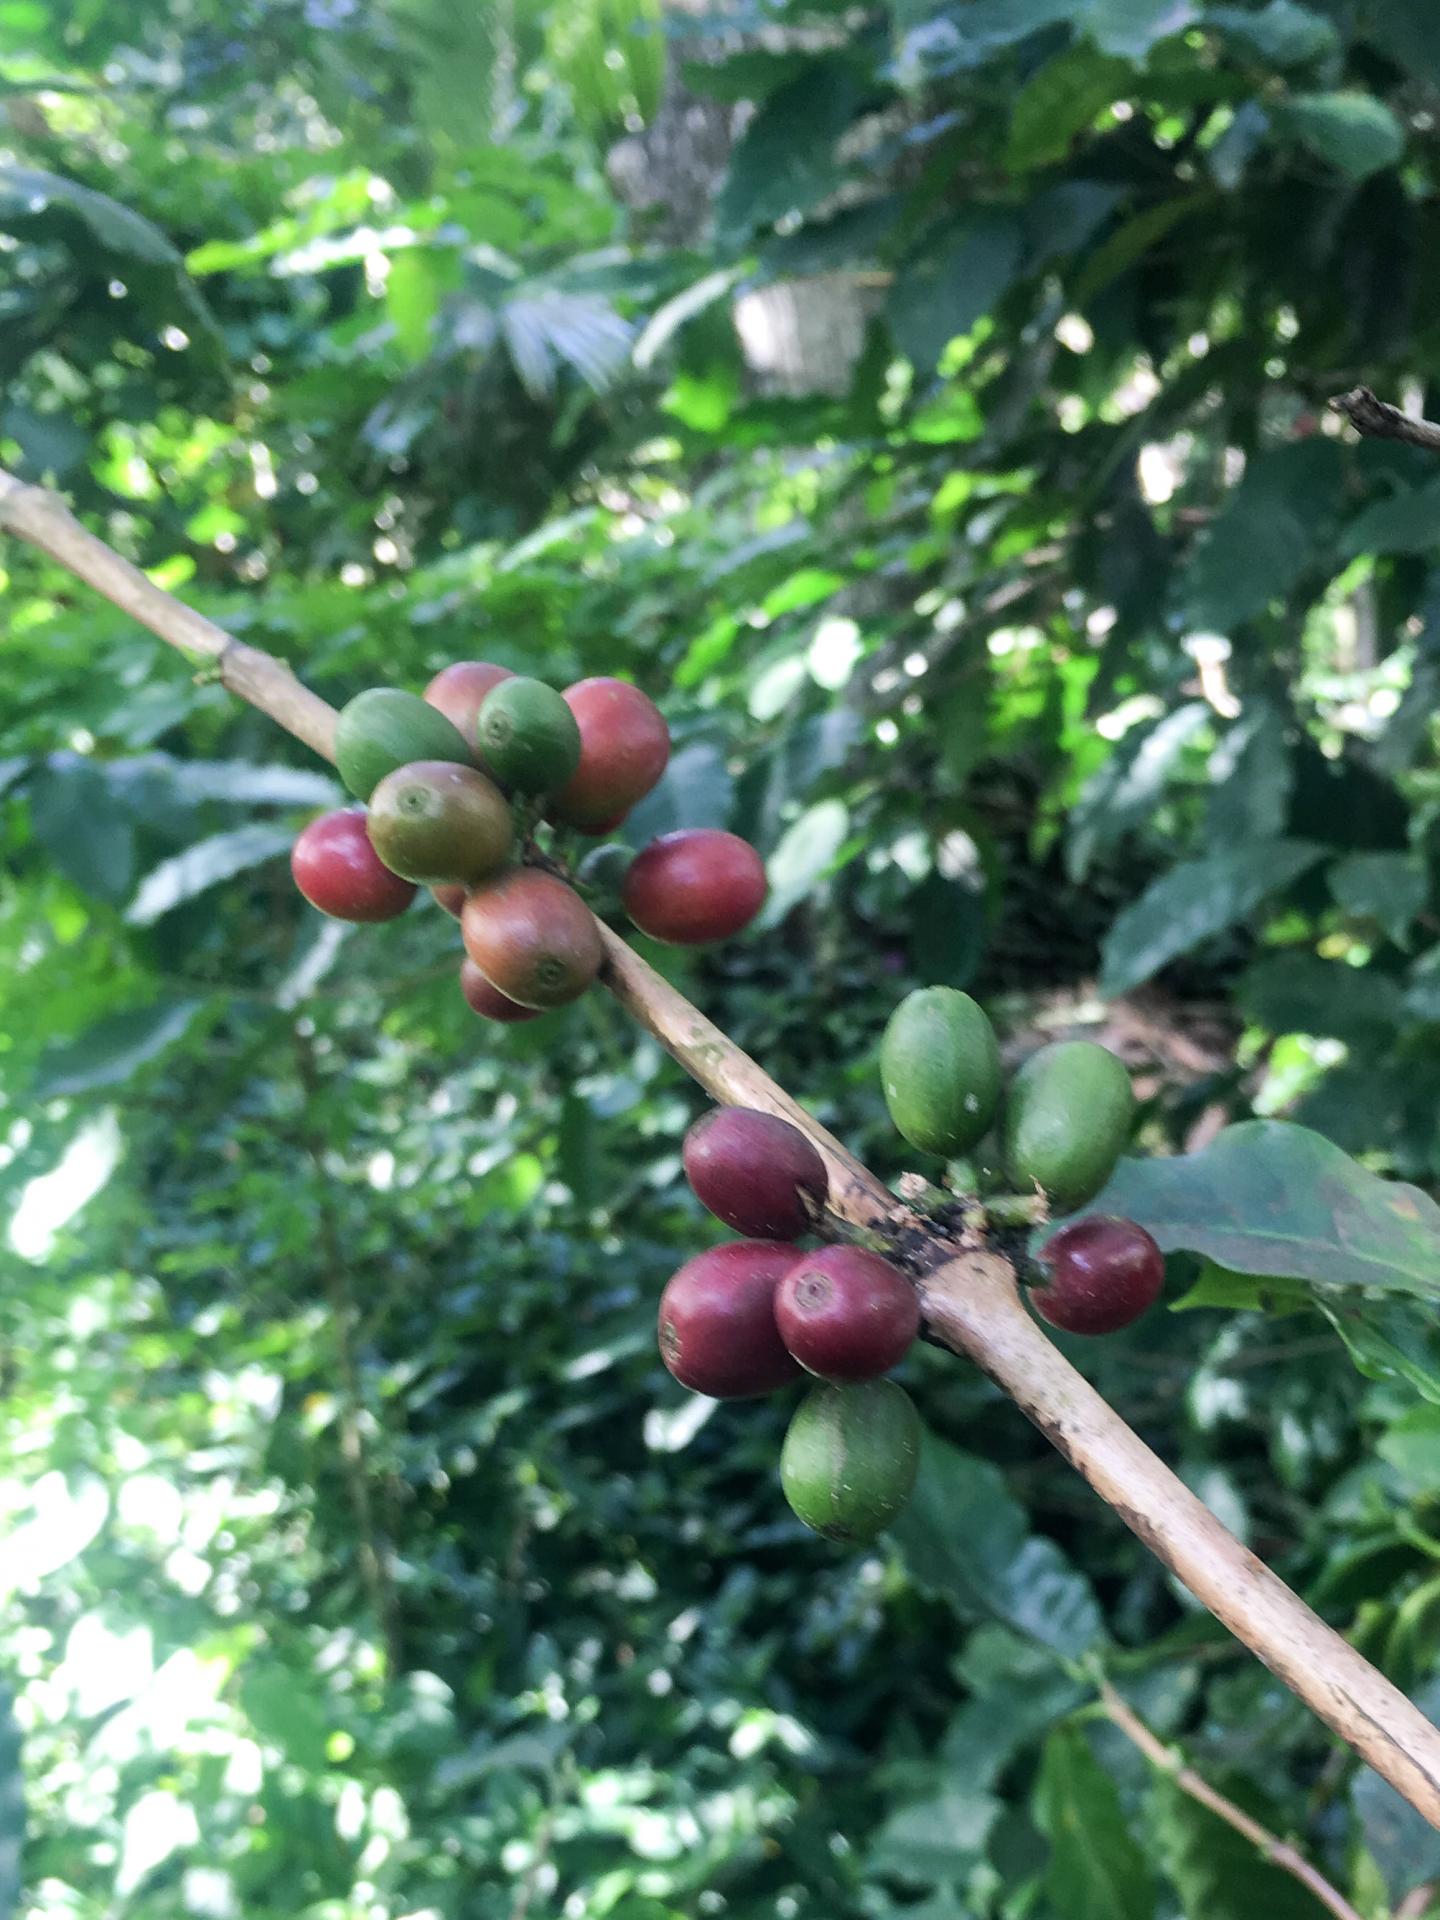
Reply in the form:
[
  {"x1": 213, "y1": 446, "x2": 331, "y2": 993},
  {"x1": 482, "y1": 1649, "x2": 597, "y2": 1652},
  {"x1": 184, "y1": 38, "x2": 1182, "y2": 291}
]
[
  {"x1": 1399, "y1": 1888, "x2": 1437, "y2": 1919},
  {"x1": 1099, "y1": 1681, "x2": 1363, "y2": 1920},
  {"x1": 1329, "y1": 387, "x2": 1440, "y2": 453},
  {"x1": 6, "y1": 468, "x2": 1440, "y2": 1829}
]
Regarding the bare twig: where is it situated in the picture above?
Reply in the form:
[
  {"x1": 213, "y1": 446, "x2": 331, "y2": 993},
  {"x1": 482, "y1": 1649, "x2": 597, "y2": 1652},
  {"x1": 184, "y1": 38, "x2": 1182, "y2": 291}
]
[
  {"x1": 6, "y1": 467, "x2": 1440, "y2": 1827},
  {"x1": 1399, "y1": 1888, "x2": 1436, "y2": 1919},
  {"x1": 1099, "y1": 1681, "x2": 1363, "y2": 1920},
  {"x1": 1329, "y1": 387, "x2": 1440, "y2": 454}
]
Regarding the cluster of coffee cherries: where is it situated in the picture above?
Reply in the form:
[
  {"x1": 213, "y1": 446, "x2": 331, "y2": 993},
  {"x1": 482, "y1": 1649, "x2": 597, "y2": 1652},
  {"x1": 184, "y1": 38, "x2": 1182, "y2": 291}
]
[
  {"x1": 882, "y1": 985, "x2": 1164, "y2": 1336},
  {"x1": 289, "y1": 663, "x2": 769, "y2": 1016},
  {"x1": 662, "y1": 1106, "x2": 924, "y2": 1546}
]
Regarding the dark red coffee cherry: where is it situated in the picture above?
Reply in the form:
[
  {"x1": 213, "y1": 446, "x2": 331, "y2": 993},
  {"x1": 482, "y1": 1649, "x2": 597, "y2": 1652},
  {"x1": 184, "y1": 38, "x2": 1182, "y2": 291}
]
[
  {"x1": 774, "y1": 1247, "x2": 919, "y2": 1383},
  {"x1": 459, "y1": 958, "x2": 542, "y2": 1024},
  {"x1": 683, "y1": 1106, "x2": 828, "y2": 1241},
  {"x1": 291, "y1": 809, "x2": 417, "y2": 922},
  {"x1": 657, "y1": 1242, "x2": 803, "y2": 1398},
  {"x1": 623, "y1": 828, "x2": 767, "y2": 945},
  {"x1": 1028, "y1": 1215, "x2": 1163, "y2": 1336}
]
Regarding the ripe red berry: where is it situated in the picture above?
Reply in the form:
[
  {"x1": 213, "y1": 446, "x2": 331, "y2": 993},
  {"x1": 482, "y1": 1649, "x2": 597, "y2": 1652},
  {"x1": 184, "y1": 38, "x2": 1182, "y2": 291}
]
[
  {"x1": 623, "y1": 829, "x2": 767, "y2": 945},
  {"x1": 550, "y1": 678, "x2": 671, "y2": 832},
  {"x1": 424, "y1": 660, "x2": 515, "y2": 740},
  {"x1": 432, "y1": 883, "x2": 467, "y2": 919},
  {"x1": 461, "y1": 869, "x2": 603, "y2": 1008},
  {"x1": 774, "y1": 1247, "x2": 919, "y2": 1383},
  {"x1": 657, "y1": 1242, "x2": 803, "y2": 1398},
  {"x1": 291, "y1": 809, "x2": 417, "y2": 922},
  {"x1": 459, "y1": 958, "x2": 542, "y2": 1024},
  {"x1": 683, "y1": 1107, "x2": 828, "y2": 1240},
  {"x1": 1029, "y1": 1215, "x2": 1164, "y2": 1336}
]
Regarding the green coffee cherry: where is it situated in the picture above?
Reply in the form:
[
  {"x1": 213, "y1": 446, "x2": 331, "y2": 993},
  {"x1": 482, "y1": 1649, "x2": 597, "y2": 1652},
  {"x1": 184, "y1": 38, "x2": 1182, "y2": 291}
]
[
  {"x1": 780, "y1": 1378, "x2": 921, "y2": 1544},
  {"x1": 881, "y1": 987, "x2": 1002, "y2": 1157},
  {"x1": 477, "y1": 677, "x2": 583, "y2": 795},
  {"x1": 1001, "y1": 1039, "x2": 1134, "y2": 1214},
  {"x1": 335, "y1": 688, "x2": 474, "y2": 801}
]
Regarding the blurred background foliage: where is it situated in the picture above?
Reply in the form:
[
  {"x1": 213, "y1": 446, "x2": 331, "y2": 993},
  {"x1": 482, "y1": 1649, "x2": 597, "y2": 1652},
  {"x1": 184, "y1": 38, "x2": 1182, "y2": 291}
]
[{"x1": 6, "y1": 0, "x2": 1440, "y2": 1913}]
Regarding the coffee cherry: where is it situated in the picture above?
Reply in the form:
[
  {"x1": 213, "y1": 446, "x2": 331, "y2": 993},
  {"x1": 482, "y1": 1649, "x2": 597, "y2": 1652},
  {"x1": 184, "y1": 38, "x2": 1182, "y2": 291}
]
[
  {"x1": 291, "y1": 808, "x2": 417, "y2": 922},
  {"x1": 780, "y1": 1379, "x2": 921, "y2": 1543},
  {"x1": 550, "y1": 677, "x2": 671, "y2": 832},
  {"x1": 1028, "y1": 1215, "x2": 1163, "y2": 1335},
  {"x1": 623, "y1": 829, "x2": 767, "y2": 945},
  {"x1": 683, "y1": 1106, "x2": 828, "y2": 1240},
  {"x1": 335, "y1": 688, "x2": 474, "y2": 801},
  {"x1": 657, "y1": 1242, "x2": 803, "y2": 1398},
  {"x1": 881, "y1": 987, "x2": 1001, "y2": 1157},
  {"x1": 367, "y1": 761, "x2": 513, "y2": 885},
  {"x1": 1001, "y1": 1040, "x2": 1134, "y2": 1214},
  {"x1": 477, "y1": 677, "x2": 583, "y2": 795},
  {"x1": 461, "y1": 869, "x2": 603, "y2": 1008},
  {"x1": 459, "y1": 958, "x2": 542, "y2": 1024},
  {"x1": 424, "y1": 660, "x2": 515, "y2": 739},
  {"x1": 432, "y1": 883, "x2": 467, "y2": 919},
  {"x1": 774, "y1": 1247, "x2": 918, "y2": 1383}
]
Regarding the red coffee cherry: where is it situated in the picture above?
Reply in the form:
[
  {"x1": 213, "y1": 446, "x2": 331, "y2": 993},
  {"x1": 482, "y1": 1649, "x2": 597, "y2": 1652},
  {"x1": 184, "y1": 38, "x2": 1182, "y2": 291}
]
[
  {"x1": 774, "y1": 1247, "x2": 919, "y2": 1383},
  {"x1": 424, "y1": 660, "x2": 515, "y2": 740},
  {"x1": 459, "y1": 958, "x2": 542, "y2": 1024},
  {"x1": 550, "y1": 678, "x2": 671, "y2": 832},
  {"x1": 291, "y1": 809, "x2": 417, "y2": 922},
  {"x1": 623, "y1": 829, "x2": 767, "y2": 945},
  {"x1": 657, "y1": 1242, "x2": 804, "y2": 1398},
  {"x1": 432, "y1": 883, "x2": 467, "y2": 919},
  {"x1": 683, "y1": 1106, "x2": 828, "y2": 1241},
  {"x1": 1029, "y1": 1215, "x2": 1164, "y2": 1335},
  {"x1": 461, "y1": 869, "x2": 603, "y2": 1008}
]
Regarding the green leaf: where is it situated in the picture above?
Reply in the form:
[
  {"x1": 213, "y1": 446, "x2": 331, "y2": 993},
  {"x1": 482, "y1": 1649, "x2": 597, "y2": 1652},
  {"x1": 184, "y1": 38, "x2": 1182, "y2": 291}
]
[
  {"x1": 1072, "y1": 195, "x2": 1210, "y2": 302},
  {"x1": 1205, "y1": 703, "x2": 1292, "y2": 846},
  {"x1": 1276, "y1": 92, "x2": 1406, "y2": 183},
  {"x1": 1208, "y1": 1, "x2": 1339, "y2": 67},
  {"x1": 715, "y1": 61, "x2": 863, "y2": 246},
  {"x1": 240, "y1": 1664, "x2": 331, "y2": 1771},
  {"x1": 28, "y1": 756, "x2": 136, "y2": 902},
  {"x1": 1321, "y1": 1297, "x2": 1440, "y2": 1405},
  {"x1": 1152, "y1": 1772, "x2": 1331, "y2": 1918},
  {"x1": 0, "y1": 163, "x2": 179, "y2": 261},
  {"x1": 760, "y1": 799, "x2": 852, "y2": 928},
  {"x1": 1078, "y1": 1119, "x2": 1440, "y2": 1300},
  {"x1": 623, "y1": 741, "x2": 734, "y2": 843},
  {"x1": 895, "y1": 1436, "x2": 1105, "y2": 1658},
  {"x1": 1169, "y1": 1263, "x2": 1312, "y2": 1314},
  {"x1": 1180, "y1": 480, "x2": 1313, "y2": 630},
  {"x1": 867, "y1": 1788, "x2": 1002, "y2": 1886},
  {"x1": 1035, "y1": 1725, "x2": 1155, "y2": 1920},
  {"x1": 1342, "y1": 481, "x2": 1440, "y2": 557},
  {"x1": 1329, "y1": 851, "x2": 1427, "y2": 947},
  {"x1": 1238, "y1": 950, "x2": 1404, "y2": 1045},
  {"x1": 1067, "y1": 704, "x2": 1210, "y2": 883},
  {"x1": 34, "y1": 1001, "x2": 206, "y2": 1098},
  {"x1": 386, "y1": 248, "x2": 444, "y2": 361},
  {"x1": 1099, "y1": 841, "x2": 1323, "y2": 997},
  {"x1": 889, "y1": 207, "x2": 1023, "y2": 371},
  {"x1": 1083, "y1": 0, "x2": 1196, "y2": 59},
  {"x1": 1361, "y1": 3, "x2": 1440, "y2": 83},
  {"x1": 1008, "y1": 46, "x2": 1130, "y2": 173},
  {"x1": 126, "y1": 824, "x2": 295, "y2": 927}
]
